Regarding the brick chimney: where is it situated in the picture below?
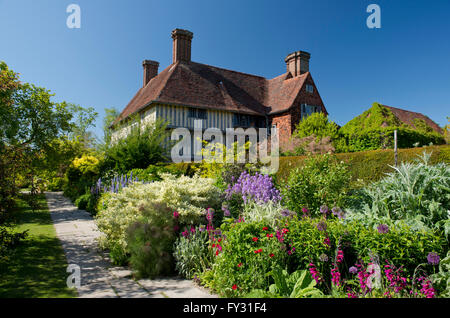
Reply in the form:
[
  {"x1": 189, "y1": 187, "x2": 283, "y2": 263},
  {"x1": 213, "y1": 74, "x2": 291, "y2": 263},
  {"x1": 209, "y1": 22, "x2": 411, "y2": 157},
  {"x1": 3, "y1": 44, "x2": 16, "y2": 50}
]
[
  {"x1": 171, "y1": 28, "x2": 193, "y2": 64},
  {"x1": 285, "y1": 51, "x2": 310, "y2": 77},
  {"x1": 142, "y1": 60, "x2": 159, "y2": 87}
]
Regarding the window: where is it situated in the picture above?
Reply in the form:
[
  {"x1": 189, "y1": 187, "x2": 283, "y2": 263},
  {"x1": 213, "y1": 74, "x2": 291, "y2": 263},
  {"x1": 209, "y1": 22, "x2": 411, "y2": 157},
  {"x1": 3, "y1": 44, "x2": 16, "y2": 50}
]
[
  {"x1": 306, "y1": 84, "x2": 314, "y2": 93},
  {"x1": 188, "y1": 108, "x2": 207, "y2": 120},
  {"x1": 301, "y1": 104, "x2": 321, "y2": 118}
]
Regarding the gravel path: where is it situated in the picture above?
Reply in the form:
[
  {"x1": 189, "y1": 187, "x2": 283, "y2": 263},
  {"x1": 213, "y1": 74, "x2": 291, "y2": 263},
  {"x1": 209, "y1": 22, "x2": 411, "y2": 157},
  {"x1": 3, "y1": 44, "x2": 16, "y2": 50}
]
[{"x1": 45, "y1": 192, "x2": 216, "y2": 298}]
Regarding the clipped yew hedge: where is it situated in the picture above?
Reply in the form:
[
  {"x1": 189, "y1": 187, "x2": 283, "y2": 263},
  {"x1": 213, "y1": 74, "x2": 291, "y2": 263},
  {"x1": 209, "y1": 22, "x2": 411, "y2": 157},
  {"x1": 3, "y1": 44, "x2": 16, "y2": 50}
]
[{"x1": 275, "y1": 145, "x2": 450, "y2": 186}]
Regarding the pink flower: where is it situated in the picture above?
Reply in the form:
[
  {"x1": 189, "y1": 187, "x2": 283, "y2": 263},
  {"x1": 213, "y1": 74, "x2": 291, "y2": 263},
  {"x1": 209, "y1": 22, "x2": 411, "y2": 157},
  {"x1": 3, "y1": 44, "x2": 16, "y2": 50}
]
[{"x1": 173, "y1": 211, "x2": 179, "y2": 219}]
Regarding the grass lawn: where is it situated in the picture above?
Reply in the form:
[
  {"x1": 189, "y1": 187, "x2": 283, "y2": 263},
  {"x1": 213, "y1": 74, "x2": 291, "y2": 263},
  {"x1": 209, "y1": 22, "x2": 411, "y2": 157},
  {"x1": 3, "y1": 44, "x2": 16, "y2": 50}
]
[{"x1": 0, "y1": 193, "x2": 77, "y2": 298}]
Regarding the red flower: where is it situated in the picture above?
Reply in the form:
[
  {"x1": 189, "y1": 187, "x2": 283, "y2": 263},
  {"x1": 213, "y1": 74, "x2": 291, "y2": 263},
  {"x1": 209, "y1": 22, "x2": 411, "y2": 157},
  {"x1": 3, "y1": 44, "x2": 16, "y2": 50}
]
[
  {"x1": 262, "y1": 227, "x2": 268, "y2": 231},
  {"x1": 218, "y1": 238, "x2": 222, "y2": 243},
  {"x1": 237, "y1": 263, "x2": 242, "y2": 267},
  {"x1": 269, "y1": 253, "x2": 274, "y2": 258},
  {"x1": 266, "y1": 233, "x2": 273, "y2": 238},
  {"x1": 282, "y1": 228, "x2": 289, "y2": 234},
  {"x1": 215, "y1": 250, "x2": 219, "y2": 256},
  {"x1": 232, "y1": 284, "x2": 237, "y2": 290},
  {"x1": 252, "y1": 237, "x2": 258, "y2": 242},
  {"x1": 254, "y1": 249, "x2": 263, "y2": 254},
  {"x1": 212, "y1": 244, "x2": 216, "y2": 248}
]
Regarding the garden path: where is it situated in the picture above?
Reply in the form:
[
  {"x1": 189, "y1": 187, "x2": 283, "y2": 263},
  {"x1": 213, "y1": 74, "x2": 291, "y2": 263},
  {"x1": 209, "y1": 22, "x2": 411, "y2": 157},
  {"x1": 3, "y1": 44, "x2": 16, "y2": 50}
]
[{"x1": 45, "y1": 192, "x2": 216, "y2": 298}]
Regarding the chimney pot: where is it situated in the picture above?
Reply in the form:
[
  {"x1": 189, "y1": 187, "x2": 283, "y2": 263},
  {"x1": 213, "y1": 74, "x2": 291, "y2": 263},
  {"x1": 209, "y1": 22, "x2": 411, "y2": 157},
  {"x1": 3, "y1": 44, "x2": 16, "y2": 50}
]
[
  {"x1": 142, "y1": 60, "x2": 159, "y2": 87},
  {"x1": 171, "y1": 28, "x2": 193, "y2": 64},
  {"x1": 285, "y1": 51, "x2": 310, "y2": 77}
]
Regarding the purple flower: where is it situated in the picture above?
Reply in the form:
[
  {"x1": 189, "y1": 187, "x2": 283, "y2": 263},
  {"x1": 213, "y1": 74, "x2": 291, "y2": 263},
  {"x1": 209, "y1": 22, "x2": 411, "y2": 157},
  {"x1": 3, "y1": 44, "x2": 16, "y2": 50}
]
[
  {"x1": 281, "y1": 209, "x2": 293, "y2": 217},
  {"x1": 377, "y1": 224, "x2": 389, "y2": 234},
  {"x1": 198, "y1": 225, "x2": 206, "y2": 232},
  {"x1": 320, "y1": 205, "x2": 329, "y2": 216},
  {"x1": 349, "y1": 266, "x2": 358, "y2": 274},
  {"x1": 427, "y1": 252, "x2": 440, "y2": 265},
  {"x1": 331, "y1": 207, "x2": 341, "y2": 216},
  {"x1": 221, "y1": 205, "x2": 231, "y2": 217},
  {"x1": 316, "y1": 221, "x2": 327, "y2": 232},
  {"x1": 224, "y1": 171, "x2": 281, "y2": 204}
]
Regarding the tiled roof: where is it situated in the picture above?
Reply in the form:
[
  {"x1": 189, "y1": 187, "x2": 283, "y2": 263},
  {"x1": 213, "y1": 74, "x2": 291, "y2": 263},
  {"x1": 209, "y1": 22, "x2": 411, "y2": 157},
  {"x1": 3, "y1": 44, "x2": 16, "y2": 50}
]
[
  {"x1": 383, "y1": 105, "x2": 443, "y2": 134},
  {"x1": 114, "y1": 61, "x2": 312, "y2": 124}
]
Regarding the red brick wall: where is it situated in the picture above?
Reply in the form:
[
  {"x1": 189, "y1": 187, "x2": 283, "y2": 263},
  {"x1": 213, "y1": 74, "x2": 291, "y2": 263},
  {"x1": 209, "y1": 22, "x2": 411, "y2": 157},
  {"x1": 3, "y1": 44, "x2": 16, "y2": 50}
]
[{"x1": 270, "y1": 112, "x2": 292, "y2": 150}]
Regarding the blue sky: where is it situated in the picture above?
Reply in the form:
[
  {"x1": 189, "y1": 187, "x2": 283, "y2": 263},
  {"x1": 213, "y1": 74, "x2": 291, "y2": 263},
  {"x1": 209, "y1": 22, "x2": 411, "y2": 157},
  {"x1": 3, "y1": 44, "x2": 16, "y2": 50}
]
[{"x1": 1, "y1": 0, "x2": 449, "y2": 139}]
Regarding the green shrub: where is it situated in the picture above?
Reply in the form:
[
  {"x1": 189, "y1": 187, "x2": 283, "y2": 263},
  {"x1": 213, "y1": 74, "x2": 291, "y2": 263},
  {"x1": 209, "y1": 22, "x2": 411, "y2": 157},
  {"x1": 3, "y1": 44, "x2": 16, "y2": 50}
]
[
  {"x1": 96, "y1": 174, "x2": 221, "y2": 264},
  {"x1": 285, "y1": 216, "x2": 447, "y2": 278},
  {"x1": 275, "y1": 145, "x2": 450, "y2": 186},
  {"x1": 125, "y1": 202, "x2": 175, "y2": 278},
  {"x1": 47, "y1": 177, "x2": 66, "y2": 191},
  {"x1": 347, "y1": 152, "x2": 450, "y2": 235},
  {"x1": 74, "y1": 193, "x2": 90, "y2": 210},
  {"x1": 282, "y1": 154, "x2": 351, "y2": 215},
  {"x1": 173, "y1": 226, "x2": 215, "y2": 279},
  {"x1": 207, "y1": 221, "x2": 288, "y2": 297},
  {"x1": 242, "y1": 201, "x2": 289, "y2": 228},
  {"x1": 102, "y1": 118, "x2": 170, "y2": 174}
]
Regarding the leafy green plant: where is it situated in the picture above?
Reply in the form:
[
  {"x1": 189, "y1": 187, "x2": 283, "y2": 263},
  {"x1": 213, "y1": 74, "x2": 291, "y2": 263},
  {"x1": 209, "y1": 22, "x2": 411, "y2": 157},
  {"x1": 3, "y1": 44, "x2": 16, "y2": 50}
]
[
  {"x1": 282, "y1": 154, "x2": 351, "y2": 214},
  {"x1": 208, "y1": 221, "x2": 288, "y2": 297},
  {"x1": 242, "y1": 201, "x2": 289, "y2": 228},
  {"x1": 430, "y1": 251, "x2": 450, "y2": 297},
  {"x1": 96, "y1": 174, "x2": 221, "y2": 264},
  {"x1": 173, "y1": 226, "x2": 215, "y2": 279},
  {"x1": 102, "y1": 118, "x2": 170, "y2": 174},
  {"x1": 347, "y1": 152, "x2": 450, "y2": 235},
  {"x1": 125, "y1": 202, "x2": 175, "y2": 279},
  {"x1": 246, "y1": 268, "x2": 323, "y2": 298}
]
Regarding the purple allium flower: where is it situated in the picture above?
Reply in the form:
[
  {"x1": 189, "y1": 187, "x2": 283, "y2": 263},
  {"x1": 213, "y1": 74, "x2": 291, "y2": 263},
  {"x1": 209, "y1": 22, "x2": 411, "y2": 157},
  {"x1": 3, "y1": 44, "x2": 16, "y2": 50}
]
[
  {"x1": 331, "y1": 207, "x2": 341, "y2": 216},
  {"x1": 281, "y1": 209, "x2": 293, "y2": 218},
  {"x1": 377, "y1": 224, "x2": 389, "y2": 234},
  {"x1": 427, "y1": 252, "x2": 440, "y2": 265},
  {"x1": 319, "y1": 253, "x2": 329, "y2": 262},
  {"x1": 349, "y1": 266, "x2": 358, "y2": 274},
  {"x1": 316, "y1": 221, "x2": 327, "y2": 232},
  {"x1": 320, "y1": 205, "x2": 329, "y2": 216},
  {"x1": 221, "y1": 205, "x2": 231, "y2": 217}
]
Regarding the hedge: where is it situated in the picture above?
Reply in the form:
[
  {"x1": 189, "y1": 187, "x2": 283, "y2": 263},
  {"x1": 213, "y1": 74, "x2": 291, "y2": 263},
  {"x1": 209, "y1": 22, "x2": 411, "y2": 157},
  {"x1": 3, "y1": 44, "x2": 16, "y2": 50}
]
[{"x1": 275, "y1": 145, "x2": 450, "y2": 186}]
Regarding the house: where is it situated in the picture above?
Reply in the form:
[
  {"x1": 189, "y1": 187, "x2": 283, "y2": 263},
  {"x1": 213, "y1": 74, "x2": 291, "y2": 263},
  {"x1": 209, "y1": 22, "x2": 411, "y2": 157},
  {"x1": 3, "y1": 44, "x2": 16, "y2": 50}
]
[
  {"x1": 381, "y1": 105, "x2": 443, "y2": 134},
  {"x1": 111, "y1": 28, "x2": 328, "y2": 150}
]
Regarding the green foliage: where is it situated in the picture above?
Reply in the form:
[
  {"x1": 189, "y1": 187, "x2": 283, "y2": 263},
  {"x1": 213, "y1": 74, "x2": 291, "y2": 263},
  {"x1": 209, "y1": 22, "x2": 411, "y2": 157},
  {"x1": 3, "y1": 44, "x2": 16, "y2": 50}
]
[
  {"x1": 74, "y1": 193, "x2": 98, "y2": 214},
  {"x1": 282, "y1": 154, "x2": 351, "y2": 214},
  {"x1": 347, "y1": 152, "x2": 450, "y2": 235},
  {"x1": 102, "y1": 118, "x2": 169, "y2": 174},
  {"x1": 337, "y1": 126, "x2": 445, "y2": 153},
  {"x1": 242, "y1": 201, "x2": 287, "y2": 228},
  {"x1": 337, "y1": 103, "x2": 445, "y2": 153},
  {"x1": 173, "y1": 226, "x2": 215, "y2": 279},
  {"x1": 430, "y1": 251, "x2": 450, "y2": 297},
  {"x1": 207, "y1": 221, "x2": 287, "y2": 297},
  {"x1": 64, "y1": 154, "x2": 101, "y2": 201},
  {"x1": 285, "y1": 216, "x2": 447, "y2": 278},
  {"x1": 413, "y1": 118, "x2": 434, "y2": 133},
  {"x1": 246, "y1": 268, "x2": 323, "y2": 298},
  {"x1": 275, "y1": 145, "x2": 450, "y2": 187},
  {"x1": 96, "y1": 174, "x2": 221, "y2": 264},
  {"x1": 293, "y1": 112, "x2": 340, "y2": 141},
  {"x1": 125, "y1": 202, "x2": 175, "y2": 279},
  {"x1": 340, "y1": 103, "x2": 402, "y2": 135},
  {"x1": 0, "y1": 226, "x2": 28, "y2": 261}
]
